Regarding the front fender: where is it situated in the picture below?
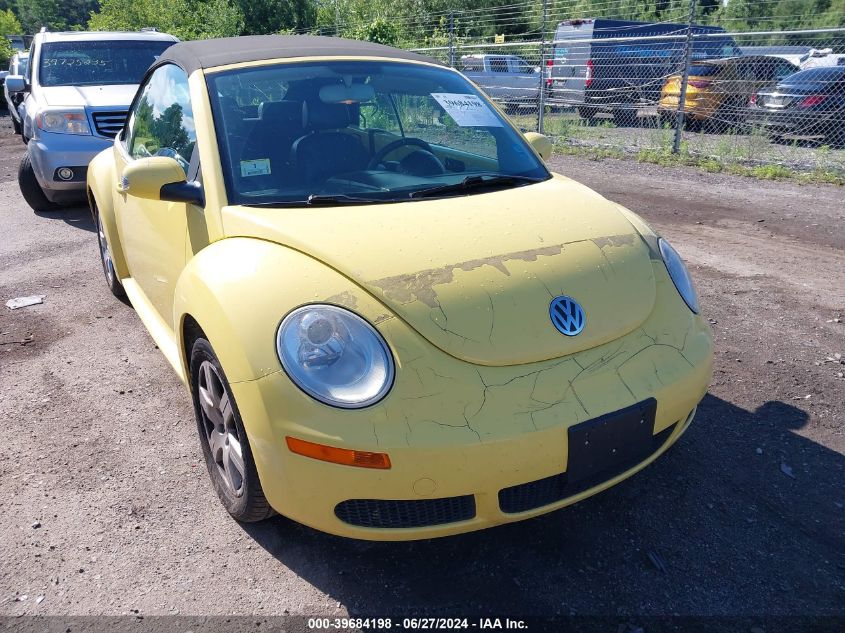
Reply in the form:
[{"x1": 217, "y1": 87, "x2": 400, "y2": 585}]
[
  {"x1": 173, "y1": 237, "x2": 395, "y2": 384},
  {"x1": 87, "y1": 147, "x2": 130, "y2": 280}
]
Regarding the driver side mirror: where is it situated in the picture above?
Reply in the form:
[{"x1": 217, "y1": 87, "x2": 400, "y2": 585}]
[
  {"x1": 5, "y1": 75, "x2": 27, "y2": 93},
  {"x1": 524, "y1": 132, "x2": 553, "y2": 161},
  {"x1": 120, "y1": 157, "x2": 204, "y2": 206}
]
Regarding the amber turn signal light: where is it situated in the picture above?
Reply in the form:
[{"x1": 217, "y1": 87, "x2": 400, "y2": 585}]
[{"x1": 285, "y1": 436, "x2": 391, "y2": 469}]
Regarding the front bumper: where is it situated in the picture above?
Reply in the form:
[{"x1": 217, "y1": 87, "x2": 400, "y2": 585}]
[
  {"x1": 28, "y1": 131, "x2": 112, "y2": 202},
  {"x1": 228, "y1": 269, "x2": 713, "y2": 540}
]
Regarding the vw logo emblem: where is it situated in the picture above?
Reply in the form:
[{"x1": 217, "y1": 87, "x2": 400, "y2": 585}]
[{"x1": 549, "y1": 296, "x2": 585, "y2": 336}]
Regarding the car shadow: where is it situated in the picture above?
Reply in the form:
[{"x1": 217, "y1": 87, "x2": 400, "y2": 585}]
[
  {"x1": 239, "y1": 393, "x2": 844, "y2": 617},
  {"x1": 35, "y1": 204, "x2": 95, "y2": 233}
]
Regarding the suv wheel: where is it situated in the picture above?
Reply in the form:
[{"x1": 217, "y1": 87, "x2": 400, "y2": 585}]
[
  {"x1": 190, "y1": 338, "x2": 273, "y2": 523},
  {"x1": 612, "y1": 108, "x2": 637, "y2": 127},
  {"x1": 578, "y1": 106, "x2": 598, "y2": 121},
  {"x1": 18, "y1": 154, "x2": 59, "y2": 213}
]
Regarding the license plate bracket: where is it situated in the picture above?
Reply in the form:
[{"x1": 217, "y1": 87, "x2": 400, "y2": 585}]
[{"x1": 566, "y1": 398, "x2": 658, "y2": 487}]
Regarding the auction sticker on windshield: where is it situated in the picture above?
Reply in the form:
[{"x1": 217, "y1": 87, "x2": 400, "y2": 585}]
[
  {"x1": 431, "y1": 93, "x2": 503, "y2": 127},
  {"x1": 241, "y1": 158, "x2": 272, "y2": 177}
]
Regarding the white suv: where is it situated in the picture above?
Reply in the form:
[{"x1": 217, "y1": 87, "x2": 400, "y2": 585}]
[{"x1": 5, "y1": 29, "x2": 178, "y2": 212}]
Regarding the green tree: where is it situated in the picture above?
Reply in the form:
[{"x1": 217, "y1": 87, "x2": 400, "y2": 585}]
[
  {"x1": 234, "y1": 0, "x2": 314, "y2": 35},
  {"x1": 352, "y1": 17, "x2": 399, "y2": 44},
  {"x1": 819, "y1": 0, "x2": 845, "y2": 26},
  {"x1": 0, "y1": 7, "x2": 22, "y2": 34},
  {"x1": 17, "y1": 0, "x2": 98, "y2": 31},
  {"x1": 1, "y1": 31, "x2": 12, "y2": 63},
  {"x1": 89, "y1": 0, "x2": 242, "y2": 39}
]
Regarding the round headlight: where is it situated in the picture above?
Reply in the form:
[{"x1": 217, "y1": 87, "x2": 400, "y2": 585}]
[
  {"x1": 659, "y1": 238, "x2": 699, "y2": 314},
  {"x1": 276, "y1": 305, "x2": 395, "y2": 408}
]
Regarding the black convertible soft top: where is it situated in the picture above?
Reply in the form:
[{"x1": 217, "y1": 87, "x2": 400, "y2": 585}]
[{"x1": 157, "y1": 35, "x2": 441, "y2": 74}]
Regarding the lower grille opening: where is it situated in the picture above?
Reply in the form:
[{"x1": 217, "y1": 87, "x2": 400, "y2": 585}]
[
  {"x1": 499, "y1": 415, "x2": 676, "y2": 515},
  {"x1": 335, "y1": 496, "x2": 476, "y2": 529}
]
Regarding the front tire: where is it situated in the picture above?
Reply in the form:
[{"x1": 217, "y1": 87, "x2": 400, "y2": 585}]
[
  {"x1": 12, "y1": 117, "x2": 22, "y2": 135},
  {"x1": 18, "y1": 153, "x2": 59, "y2": 213},
  {"x1": 190, "y1": 339, "x2": 273, "y2": 523},
  {"x1": 94, "y1": 208, "x2": 126, "y2": 300}
]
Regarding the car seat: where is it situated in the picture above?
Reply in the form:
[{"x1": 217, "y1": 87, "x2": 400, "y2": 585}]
[{"x1": 290, "y1": 101, "x2": 370, "y2": 187}]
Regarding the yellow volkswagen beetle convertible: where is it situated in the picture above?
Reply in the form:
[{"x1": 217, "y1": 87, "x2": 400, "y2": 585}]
[{"x1": 87, "y1": 35, "x2": 713, "y2": 540}]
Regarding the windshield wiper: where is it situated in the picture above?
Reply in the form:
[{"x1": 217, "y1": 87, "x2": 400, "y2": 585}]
[
  {"x1": 242, "y1": 194, "x2": 388, "y2": 208},
  {"x1": 306, "y1": 193, "x2": 387, "y2": 205},
  {"x1": 409, "y1": 174, "x2": 544, "y2": 199}
]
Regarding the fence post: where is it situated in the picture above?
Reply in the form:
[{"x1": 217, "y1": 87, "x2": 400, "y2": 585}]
[
  {"x1": 537, "y1": 0, "x2": 549, "y2": 133},
  {"x1": 673, "y1": 0, "x2": 697, "y2": 153},
  {"x1": 448, "y1": 11, "x2": 456, "y2": 68}
]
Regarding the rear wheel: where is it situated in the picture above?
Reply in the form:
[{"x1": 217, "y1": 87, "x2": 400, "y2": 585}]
[
  {"x1": 707, "y1": 99, "x2": 743, "y2": 134},
  {"x1": 577, "y1": 106, "x2": 597, "y2": 122},
  {"x1": 190, "y1": 338, "x2": 273, "y2": 523},
  {"x1": 658, "y1": 111, "x2": 675, "y2": 129},
  {"x1": 685, "y1": 117, "x2": 704, "y2": 133},
  {"x1": 18, "y1": 153, "x2": 59, "y2": 213},
  {"x1": 12, "y1": 117, "x2": 21, "y2": 135}
]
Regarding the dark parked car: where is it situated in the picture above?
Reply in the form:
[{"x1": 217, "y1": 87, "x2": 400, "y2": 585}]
[
  {"x1": 548, "y1": 18, "x2": 739, "y2": 125},
  {"x1": 748, "y1": 67, "x2": 845, "y2": 145}
]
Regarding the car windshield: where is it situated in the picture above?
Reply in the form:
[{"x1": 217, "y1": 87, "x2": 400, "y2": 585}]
[
  {"x1": 207, "y1": 61, "x2": 550, "y2": 206},
  {"x1": 38, "y1": 40, "x2": 173, "y2": 87}
]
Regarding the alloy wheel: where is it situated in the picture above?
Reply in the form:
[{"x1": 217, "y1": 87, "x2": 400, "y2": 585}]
[
  {"x1": 97, "y1": 215, "x2": 115, "y2": 286},
  {"x1": 197, "y1": 360, "x2": 246, "y2": 497}
]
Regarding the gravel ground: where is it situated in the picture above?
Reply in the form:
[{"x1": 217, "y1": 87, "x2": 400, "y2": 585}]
[{"x1": 0, "y1": 109, "x2": 843, "y2": 621}]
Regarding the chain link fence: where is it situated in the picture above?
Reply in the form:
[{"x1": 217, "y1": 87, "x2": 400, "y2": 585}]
[{"x1": 409, "y1": 16, "x2": 845, "y2": 178}]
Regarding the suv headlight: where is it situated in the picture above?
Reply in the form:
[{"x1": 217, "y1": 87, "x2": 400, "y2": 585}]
[
  {"x1": 659, "y1": 238, "x2": 699, "y2": 314},
  {"x1": 276, "y1": 305, "x2": 395, "y2": 409},
  {"x1": 36, "y1": 110, "x2": 91, "y2": 135}
]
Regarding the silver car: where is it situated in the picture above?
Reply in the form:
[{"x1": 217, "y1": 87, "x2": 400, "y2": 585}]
[
  {"x1": 4, "y1": 52, "x2": 29, "y2": 135},
  {"x1": 5, "y1": 29, "x2": 178, "y2": 212}
]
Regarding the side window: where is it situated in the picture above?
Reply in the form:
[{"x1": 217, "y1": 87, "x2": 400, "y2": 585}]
[
  {"x1": 126, "y1": 64, "x2": 196, "y2": 170},
  {"x1": 514, "y1": 59, "x2": 533, "y2": 74},
  {"x1": 461, "y1": 57, "x2": 482, "y2": 72},
  {"x1": 489, "y1": 57, "x2": 509, "y2": 73},
  {"x1": 26, "y1": 49, "x2": 34, "y2": 83},
  {"x1": 773, "y1": 61, "x2": 796, "y2": 81}
]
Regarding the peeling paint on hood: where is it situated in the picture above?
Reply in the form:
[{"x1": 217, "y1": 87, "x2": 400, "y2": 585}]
[{"x1": 222, "y1": 175, "x2": 656, "y2": 366}]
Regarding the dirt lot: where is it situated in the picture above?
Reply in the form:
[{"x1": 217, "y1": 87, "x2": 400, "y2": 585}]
[{"x1": 0, "y1": 108, "x2": 843, "y2": 623}]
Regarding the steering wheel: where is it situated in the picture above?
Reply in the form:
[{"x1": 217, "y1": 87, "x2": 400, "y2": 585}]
[{"x1": 367, "y1": 137, "x2": 445, "y2": 173}]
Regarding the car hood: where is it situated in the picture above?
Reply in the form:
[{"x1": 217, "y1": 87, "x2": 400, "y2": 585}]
[
  {"x1": 222, "y1": 175, "x2": 657, "y2": 367},
  {"x1": 40, "y1": 84, "x2": 138, "y2": 108}
]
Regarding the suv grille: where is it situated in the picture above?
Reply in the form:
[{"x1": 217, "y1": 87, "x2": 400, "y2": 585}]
[
  {"x1": 335, "y1": 496, "x2": 476, "y2": 529},
  {"x1": 91, "y1": 110, "x2": 128, "y2": 138}
]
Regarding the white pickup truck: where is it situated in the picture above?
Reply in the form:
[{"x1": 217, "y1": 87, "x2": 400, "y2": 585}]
[{"x1": 459, "y1": 54, "x2": 540, "y2": 113}]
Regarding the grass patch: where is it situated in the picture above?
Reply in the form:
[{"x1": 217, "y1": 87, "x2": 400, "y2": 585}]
[
  {"x1": 750, "y1": 164, "x2": 794, "y2": 180},
  {"x1": 550, "y1": 144, "x2": 845, "y2": 186},
  {"x1": 554, "y1": 142, "x2": 624, "y2": 161}
]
